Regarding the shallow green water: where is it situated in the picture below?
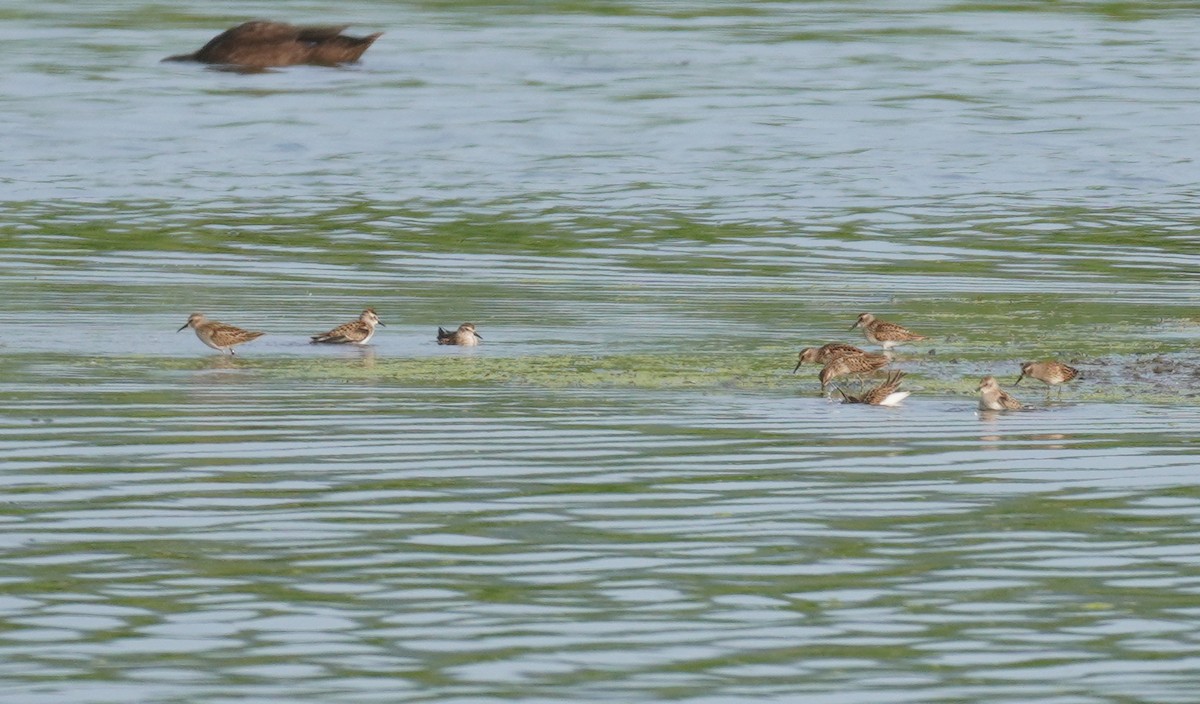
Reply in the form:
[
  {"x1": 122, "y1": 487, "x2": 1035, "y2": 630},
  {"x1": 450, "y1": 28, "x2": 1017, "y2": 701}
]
[{"x1": 2, "y1": 1, "x2": 1200, "y2": 702}]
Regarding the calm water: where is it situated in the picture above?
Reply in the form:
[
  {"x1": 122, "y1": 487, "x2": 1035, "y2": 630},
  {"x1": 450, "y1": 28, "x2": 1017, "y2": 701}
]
[{"x1": 3, "y1": 1, "x2": 1200, "y2": 702}]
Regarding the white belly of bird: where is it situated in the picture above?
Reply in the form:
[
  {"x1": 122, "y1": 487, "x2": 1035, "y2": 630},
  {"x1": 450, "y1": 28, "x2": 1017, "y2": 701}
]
[{"x1": 876, "y1": 391, "x2": 911, "y2": 407}]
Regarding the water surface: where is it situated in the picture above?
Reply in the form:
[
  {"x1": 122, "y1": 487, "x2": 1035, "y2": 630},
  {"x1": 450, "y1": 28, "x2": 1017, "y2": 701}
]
[{"x1": 2, "y1": 1, "x2": 1200, "y2": 702}]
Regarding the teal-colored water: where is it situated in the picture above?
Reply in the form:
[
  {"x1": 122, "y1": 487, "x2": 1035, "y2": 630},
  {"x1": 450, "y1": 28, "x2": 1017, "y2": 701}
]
[{"x1": 2, "y1": 2, "x2": 1199, "y2": 702}]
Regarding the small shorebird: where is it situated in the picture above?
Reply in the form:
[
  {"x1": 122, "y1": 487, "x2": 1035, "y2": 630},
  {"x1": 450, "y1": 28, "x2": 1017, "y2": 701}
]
[
  {"x1": 178, "y1": 313, "x2": 264, "y2": 355},
  {"x1": 976, "y1": 375, "x2": 1022, "y2": 411},
  {"x1": 840, "y1": 370, "x2": 910, "y2": 406},
  {"x1": 818, "y1": 352, "x2": 889, "y2": 391},
  {"x1": 164, "y1": 21, "x2": 382, "y2": 69},
  {"x1": 437, "y1": 322, "x2": 482, "y2": 346},
  {"x1": 793, "y1": 342, "x2": 867, "y2": 373},
  {"x1": 1015, "y1": 360, "x2": 1078, "y2": 397},
  {"x1": 311, "y1": 308, "x2": 384, "y2": 345},
  {"x1": 850, "y1": 313, "x2": 927, "y2": 350}
]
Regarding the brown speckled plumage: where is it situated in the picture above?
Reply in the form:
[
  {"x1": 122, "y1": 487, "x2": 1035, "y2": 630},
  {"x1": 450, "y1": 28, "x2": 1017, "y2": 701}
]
[
  {"x1": 178, "y1": 313, "x2": 264, "y2": 355},
  {"x1": 437, "y1": 323, "x2": 482, "y2": 346},
  {"x1": 850, "y1": 313, "x2": 927, "y2": 350},
  {"x1": 1015, "y1": 360, "x2": 1078, "y2": 387},
  {"x1": 976, "y1": 375, "x2": 1022, "y2": 411},
  {"x1": 840, "y1": 370, "x2": 910, "y2": 406},
  {"x1": 311, "y1": 308, "x2": 384, "y2": 345},
  {"x1": 818, "y1": 352, "x2": 889, "y2": 390},
  {"x1": 793, "y1": 342, "x2": 867, "y2": 373}
]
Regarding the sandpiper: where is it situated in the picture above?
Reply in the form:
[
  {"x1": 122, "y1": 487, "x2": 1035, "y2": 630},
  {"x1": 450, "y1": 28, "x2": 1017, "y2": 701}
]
[
  {"x1": 437, "y1": 322, "x2": 482, "y2": 346},
  {"x1": 178, "y1": 313, "x2": 264, "y2": 355},
  {"x1": 1015, "y1": 360, "x2": 1078, "y2": 395},
  {"x1": 850, "y1": 313, "x2": 927, "y2": 350},
  {"x1": 311, "y1": 308, "x2": 384, "y2": 345},
  {"x1": 976, "y1": 375, "x2": 1022, "y2": 411},
  {"x1": 793, "y1": 342, "x2": 867, "y2": 373},
  {"x1": 818, "y1": 352, "x2": 889, "y2": 391},
  {"x1": 840, "y1": 370, "x2": 910, "y2": 406}
]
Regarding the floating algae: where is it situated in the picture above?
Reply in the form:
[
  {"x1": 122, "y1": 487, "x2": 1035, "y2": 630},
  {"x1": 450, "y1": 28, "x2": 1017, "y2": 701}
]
[{"x1": 50, "y1": 346, "x2": 1200, "y2": 405}]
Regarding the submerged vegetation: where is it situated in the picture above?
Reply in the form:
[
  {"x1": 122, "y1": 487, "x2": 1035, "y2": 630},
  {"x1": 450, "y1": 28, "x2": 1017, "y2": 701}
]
[
  {"x1": 46, "y1": 344, "x2": 1200, "y2": 405},
  {"x1": 5, "y1": 199, "x2": 1198, "y2": 406}
]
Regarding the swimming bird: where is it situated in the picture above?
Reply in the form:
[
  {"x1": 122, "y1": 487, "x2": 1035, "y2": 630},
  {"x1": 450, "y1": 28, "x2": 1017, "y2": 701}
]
[
  {"x1": 793, "y1": 342, "x2": 867, "y2": 373},
  {"x1": 976, "y1": 375, "x2": 1022, "y2": 411},
  {"x1": 840, "y1": 370, "x2": 910, "y2": 406},
  {"x1": 1015, "y1": 360, "x2": 1078, "y2": 394},
  {"x1": 178, "y1": 313, "x2": 264, "y2": 355},
  {"x1": 437, "y1": 323, "x2": 482, "y2": 346},
  {"x1": 818, "y1": 352, "x2": 889, "y2": 391},
  {"x1": 311, "y1": 308, "x2": 384, "y2": 345},
  {"x1": 164, "y1": 21, "x2": 382, "y2": 68},
  {"x1": 850, "y1": 313, "x2": 927, "y2": 350}
]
